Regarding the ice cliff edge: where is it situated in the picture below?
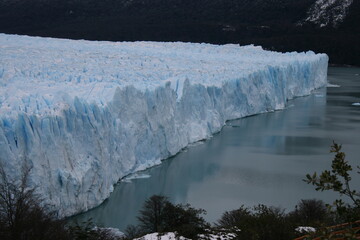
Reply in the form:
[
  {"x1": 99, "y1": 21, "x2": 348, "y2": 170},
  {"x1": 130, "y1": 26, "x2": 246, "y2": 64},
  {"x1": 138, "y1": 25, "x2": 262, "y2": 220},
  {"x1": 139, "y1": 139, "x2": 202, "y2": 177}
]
[{"x1": 0, "y1": 34, "x2": 328, "y2": 217}]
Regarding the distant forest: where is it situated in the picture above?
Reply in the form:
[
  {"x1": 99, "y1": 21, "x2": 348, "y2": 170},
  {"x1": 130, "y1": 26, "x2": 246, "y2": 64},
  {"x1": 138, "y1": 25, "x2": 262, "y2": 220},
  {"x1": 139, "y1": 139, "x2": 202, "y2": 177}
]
[{"x1": 0, "y1": 0, "x2": 359, "y2": 66}]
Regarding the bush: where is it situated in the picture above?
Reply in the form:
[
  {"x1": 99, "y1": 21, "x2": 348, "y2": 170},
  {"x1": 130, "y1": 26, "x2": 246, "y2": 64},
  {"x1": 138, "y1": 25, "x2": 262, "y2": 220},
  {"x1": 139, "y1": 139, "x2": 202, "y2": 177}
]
[
  {"x1": 216, "y1": 205, "x2": 251, "y2": 228},
  {"x1": 67, "y1": 219, "x2": 122, "y2": 240},
  {"x1": 161, "y1": 202, "x2": 209, "y2": 239},
  {"x1": 288, "y1": 199, "x2": 333, "y2": 227},
  {"x1": 123, "y1": 225, "x2": 144, "y2": 239},
  {"x1": 216, "y1": 204, "x2": 295, "y2": 240}
]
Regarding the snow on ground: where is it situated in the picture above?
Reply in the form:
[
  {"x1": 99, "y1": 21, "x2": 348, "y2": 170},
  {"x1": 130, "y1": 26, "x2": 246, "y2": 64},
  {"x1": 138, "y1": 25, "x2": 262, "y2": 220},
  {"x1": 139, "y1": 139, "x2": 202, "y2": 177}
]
[
  {"x1": 295, "y1": 226, "x2": 316, "y2": 233},
  {"x1": 134, "y1": 232, "x2": 189, "y2": 240},
  {"x1": 327, "y1": 83, "x2": 340, "y2": 87},
  {"x1": 302, "y1": 0, "x2": 353, "y2": 27},
  {"x1": 134, "y1": 231, "x2": 238, "y2": 240},
  {"x1": 0, "y1": 34, "x2": 328, "y2": 217}
]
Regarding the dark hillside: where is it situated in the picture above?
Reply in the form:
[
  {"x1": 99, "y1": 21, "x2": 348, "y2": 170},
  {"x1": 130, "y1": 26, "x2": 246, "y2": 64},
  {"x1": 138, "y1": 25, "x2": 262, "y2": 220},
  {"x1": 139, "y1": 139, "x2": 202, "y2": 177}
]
[{"x1": 0, "y1": 0, "x2": 358, "y2": 65}]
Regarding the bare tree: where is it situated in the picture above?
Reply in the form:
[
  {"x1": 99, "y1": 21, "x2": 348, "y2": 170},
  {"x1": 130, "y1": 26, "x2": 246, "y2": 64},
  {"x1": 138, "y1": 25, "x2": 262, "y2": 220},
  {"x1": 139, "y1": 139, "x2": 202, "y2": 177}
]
[
  {"x1": 137, "y1": 195, "x2": 169, "y2": 233},
  {"x1": 0, "y1": 162, "x2": 69, "y2": 240}
]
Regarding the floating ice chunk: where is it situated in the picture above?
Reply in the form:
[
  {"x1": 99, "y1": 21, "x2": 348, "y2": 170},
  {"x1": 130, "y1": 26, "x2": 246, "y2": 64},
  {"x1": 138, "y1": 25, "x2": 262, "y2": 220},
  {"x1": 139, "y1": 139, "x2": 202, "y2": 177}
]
[
  {"x1": 286, "y1": 104, "x2": 296, "y2": 109},
  {"x1": 327, "y1": 83, "x2": 340, "y2": 87},
  {"x1": 135, "y1": 232, "x2": 189, "y2": 240},
  {"x1": 109, "y1": 184, "x2": 114, "y2": 193},
  {"x1": 352, "y1": 102, "x2": 360, "y2": 106},
  {"x1": 122, "y1": 173, "x2": 152, "y2": 183},
  {"x1": 188, "y1": 141, "x2": 206, "y2": 148}
]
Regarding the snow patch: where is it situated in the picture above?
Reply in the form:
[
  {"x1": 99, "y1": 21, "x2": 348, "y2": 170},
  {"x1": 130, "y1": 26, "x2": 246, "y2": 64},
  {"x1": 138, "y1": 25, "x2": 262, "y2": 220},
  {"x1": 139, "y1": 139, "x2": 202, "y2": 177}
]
[
  {"x1": 134, "y1": 232, "x2": 189, "y2": 240},
  {"x1": 301, "y1": 0, "x2": 353, "y2": 27},
  {"x1": 295, "y1": 226, "x2": 316, "y2": 233},
  {"x1": 134, "y1": 231, "x2": 239, "y2": 240}
]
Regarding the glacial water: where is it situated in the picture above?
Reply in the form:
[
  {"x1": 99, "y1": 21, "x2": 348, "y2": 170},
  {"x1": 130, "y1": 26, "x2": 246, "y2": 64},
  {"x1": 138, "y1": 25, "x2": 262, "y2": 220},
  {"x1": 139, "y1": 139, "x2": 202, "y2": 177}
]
[{"x1": 72, "y1": 67, "x2": 360, "y2": 231}]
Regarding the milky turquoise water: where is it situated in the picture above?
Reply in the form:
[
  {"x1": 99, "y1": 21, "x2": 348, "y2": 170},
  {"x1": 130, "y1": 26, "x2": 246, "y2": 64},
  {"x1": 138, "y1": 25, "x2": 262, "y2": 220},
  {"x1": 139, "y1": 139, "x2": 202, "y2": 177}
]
[{"x1": 72, "y1": 67, "x2": 360, "y2": 231}]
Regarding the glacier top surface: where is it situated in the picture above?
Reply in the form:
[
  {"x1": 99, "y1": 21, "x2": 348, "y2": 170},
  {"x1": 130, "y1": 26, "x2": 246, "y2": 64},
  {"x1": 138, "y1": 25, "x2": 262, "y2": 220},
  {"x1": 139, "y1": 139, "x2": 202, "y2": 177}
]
[{"x1": 0, "y1": 34, "x2": 323, "y2": 118}]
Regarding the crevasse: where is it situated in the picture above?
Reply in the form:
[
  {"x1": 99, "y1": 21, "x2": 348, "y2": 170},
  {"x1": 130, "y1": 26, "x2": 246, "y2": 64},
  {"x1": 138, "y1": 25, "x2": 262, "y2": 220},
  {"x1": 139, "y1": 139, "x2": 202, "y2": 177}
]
[{"x1": 0, "y1": 34, "x2": 328, "y2": 217}]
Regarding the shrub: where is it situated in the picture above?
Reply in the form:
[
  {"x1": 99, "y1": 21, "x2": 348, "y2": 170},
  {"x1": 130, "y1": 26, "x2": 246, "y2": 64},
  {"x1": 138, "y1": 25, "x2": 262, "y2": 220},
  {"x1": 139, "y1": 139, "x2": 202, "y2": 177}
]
[
  {"x1": 288, "y1": 199, "x2": 333, "y2": 227},
  {"x1": 302, "y1": 142, "x2": 360, "y2": 239},
  {"x1": 123, "y1": 225, "x2": 144, "y2": 239},
  {"x1": 67, "y1": 219, "x2": 121, "y2": 240},
  {"x1": 216, "y1": 204, "x2": 294, "y2": 240},
  {"x1": 305, "y1": 142, "x2": 360, "y2": 222},
  {"x1": 137, "y1": 195, "x2": 169, "y2": 233},
  {"x1": 161, "y1": 203, "x2": 209, "y2": 239}
]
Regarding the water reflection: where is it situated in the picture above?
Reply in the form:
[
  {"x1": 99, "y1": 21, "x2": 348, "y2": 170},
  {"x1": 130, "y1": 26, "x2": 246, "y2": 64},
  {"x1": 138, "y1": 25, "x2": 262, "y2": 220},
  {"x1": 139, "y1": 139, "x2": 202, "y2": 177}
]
[{"x1": 72, "y1": 67, "x2": 360, "y2": 230}]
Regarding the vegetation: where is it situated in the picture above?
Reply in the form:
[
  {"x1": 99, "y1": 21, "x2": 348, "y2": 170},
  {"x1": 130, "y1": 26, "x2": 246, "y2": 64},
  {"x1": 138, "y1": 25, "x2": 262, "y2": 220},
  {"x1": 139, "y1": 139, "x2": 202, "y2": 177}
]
[
  {"x1": 305, "y1": 142, "x2": 360, "y2": 218},
  {"x1": 303, "y1": 142, "x2": 360, "y2": 238},
  {"x1": 137, "y1": 195, "x2": 169, "y2": 233},
  {"x1": 1, "y1": 142, "x2": 359, "y2": 239},
  {"x1": 0, "y1": 164, "x2": 69, "y2": 240},
  {"x1": 67, "y1": 219, "x2": 121, "y2": 240},
  {"x1": 215, "y1": 199, "x2": 334, "y2": 240},
  {"x1": 0, "y1": 162, "x2": 121, "y2": 240},
  {"x1": 217, "y1": 204, "x2": 293, "y2": 240},
  {"x1": 289, "y1": 199, "x2": 333, "y2": 227}
]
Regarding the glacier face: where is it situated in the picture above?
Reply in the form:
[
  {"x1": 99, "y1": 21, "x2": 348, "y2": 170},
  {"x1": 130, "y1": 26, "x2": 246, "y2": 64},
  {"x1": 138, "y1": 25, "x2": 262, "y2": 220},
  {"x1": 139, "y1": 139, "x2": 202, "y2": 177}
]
[{"x1": 0, "y1": 34, "x2": 328, "y2": 217}]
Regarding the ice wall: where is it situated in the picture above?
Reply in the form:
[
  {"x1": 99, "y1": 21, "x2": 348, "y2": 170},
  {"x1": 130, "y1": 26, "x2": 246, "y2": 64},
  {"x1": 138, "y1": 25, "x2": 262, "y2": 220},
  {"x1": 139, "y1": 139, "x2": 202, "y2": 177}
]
[{"x1": 0, "y1": 34, "x2": 328, "y2": 217}]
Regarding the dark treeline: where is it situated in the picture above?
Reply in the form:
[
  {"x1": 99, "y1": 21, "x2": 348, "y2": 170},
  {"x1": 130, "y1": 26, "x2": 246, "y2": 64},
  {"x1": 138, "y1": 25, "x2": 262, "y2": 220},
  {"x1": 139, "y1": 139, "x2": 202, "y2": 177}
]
[
  {"x1": 0, "y1": 0, "x2": 359, "y2": 66},
  {"x1": 124, "y1": 195, "x2": 359, "y2": 240}
]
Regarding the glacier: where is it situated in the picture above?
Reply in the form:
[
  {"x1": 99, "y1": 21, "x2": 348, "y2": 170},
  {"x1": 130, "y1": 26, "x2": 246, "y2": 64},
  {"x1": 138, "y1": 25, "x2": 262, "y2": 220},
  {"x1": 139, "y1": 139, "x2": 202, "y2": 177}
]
[{"x1": 0, "y1": 34, "x2": 328, "y2": 217}]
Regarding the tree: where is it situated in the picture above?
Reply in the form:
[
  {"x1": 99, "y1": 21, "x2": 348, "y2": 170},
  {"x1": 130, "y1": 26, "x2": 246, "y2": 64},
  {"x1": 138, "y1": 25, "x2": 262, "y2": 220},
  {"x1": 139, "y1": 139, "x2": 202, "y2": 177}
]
[
  {"x1": 133, "y1": 195, "x2": 209, "y2": 239},
  {"x1": 304, "y1": 142, "x2": 360, "y2": 221},
  {"x1": 137, "y1": 195, "x2": 169, "y2": 233},
  {"x1": 161, "y1": 202, "x2": 209, "y2": 239},
  {"x1": 0, "y1": 161, "x2": 120, "y2": 240},
  {"x1": 216, "y1": 205, "x2": 251, "y2": 228},
  {"x1": 288, "y1": 199, "x2": 333, "y2": 227},
  {"x1": 0, "y1": 163, "x2": 69, "y2": 240},
  {"x1": 216, "y1": 204, "x2": 294, "y2": 240}
]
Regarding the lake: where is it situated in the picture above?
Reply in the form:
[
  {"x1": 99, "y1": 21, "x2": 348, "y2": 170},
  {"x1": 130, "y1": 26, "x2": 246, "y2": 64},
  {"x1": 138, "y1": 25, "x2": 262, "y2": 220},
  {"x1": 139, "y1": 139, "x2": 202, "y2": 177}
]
[{"x1": 72, "y1": 67, "x2": 360, "y2": 231}]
